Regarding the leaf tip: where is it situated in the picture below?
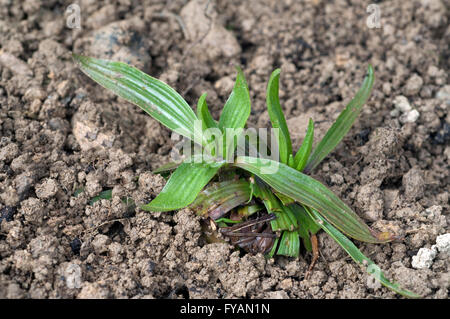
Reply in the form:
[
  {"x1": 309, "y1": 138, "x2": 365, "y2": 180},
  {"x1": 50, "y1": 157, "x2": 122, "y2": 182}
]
[
  {"x1": 72, "y1": 52, "x2": 85, "y2": 63},
  {"x1": 370, "y1": 229, "x2": 401, "y2": 243},
  {"x1": 270, "y1": 68, "x2": 281, "y2": 78},
  {"x1": 367, "y1": 64, "x2": 374, "y2": 76}
]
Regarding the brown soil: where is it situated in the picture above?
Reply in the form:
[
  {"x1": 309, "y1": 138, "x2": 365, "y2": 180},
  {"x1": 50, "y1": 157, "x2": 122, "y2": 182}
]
[{"x1": 0, "y1": 0, "x2": 448, "y2": 299}]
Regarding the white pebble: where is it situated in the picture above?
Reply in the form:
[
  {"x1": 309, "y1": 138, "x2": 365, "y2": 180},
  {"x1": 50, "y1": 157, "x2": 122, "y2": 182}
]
[
  {"x1": 435, "y1": 233, "x2": 450, "y2": 255},
  {"x1": 65, "y1": 263, "x2": 82, "y2": 289},
  {"x1": 391, "y1": 96, "x2": 420, "y2": 123},
  {"x1": 411, "y1": 247, "x2": 437, "y2": 269},
  {"x1": 393, "y1": 95, "x2": 412, "y2": 113},
  {"x1": 400, "y1": 109, "x2": 420, "y2": 123}
]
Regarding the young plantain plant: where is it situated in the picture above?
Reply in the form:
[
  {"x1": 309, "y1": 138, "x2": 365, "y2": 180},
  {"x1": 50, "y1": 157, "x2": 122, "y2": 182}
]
[{"x1": 73, "y1": 53, "x2": 419, "y2": 298}]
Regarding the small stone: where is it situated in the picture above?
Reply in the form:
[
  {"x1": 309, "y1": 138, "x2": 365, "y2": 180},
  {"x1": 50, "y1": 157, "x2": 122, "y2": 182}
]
[
  {"x1": 382, "y1": 82, "x2": 391, "y2": 96},
  {"x1": 356, "y1": 184, "x2": 383, "y2": 222},
  {"x1": 411, "y1": 247, "x2": 437, "y2": 269},
  {"x1": 29, "y1": 99, "x2": 41, "y2": 117},
  {"x1": 0, "y1": 206, "x2": 17, "y2": 222},
  {"x1": 56, "y1": 80, "x2": 70, "y2": 97},
  {"x1": 214, "y1": 76, "x2": 235, "y2": 96},
  {"x1": 402, "y1": 167, "x2": 424, "y2": 200},
  {"x1": 330, "y1": 174, "x2": 344, "y2": 185},
  {"x1": 435, "y1": 233, "x2": 450, "y2": 255},
  {"x1": 15, "y1": 172, "x2": 34, "y2": 199},
  {"x1": 35, "y1": 178, "x2": 58, "y2": 199},
  {"x1": 180, "y1": 0, "x2": 241, "y2": 61},
  {"x1": 427, "y1": 65, "x2": 440, "y2": 77},
  {"x1": 65, "y1": 263, "x2": 82, "y2": 289},
  {"x1": 24, "y1": 87, "x2": 46, "y2": 102},
  {"x1": 0, "y1": 143, "x2": 19, "y2": 163},
  {"x1": 77, "y1": 282, "x2": 110, "y2": 299},
  {"x1": 108, "y1": 242, "x2": 123, "y2": 262},
  {"x1": 91, "y1": 234, "x2": 111, "y2": 254},
  {"x1": 391, "y1": 95, "x2": 411, "y2": 116},
  {"x1": 85, "y1": 173, "x2": 102, "y2": 197},
  {"x1": 266, "y1": 290, "x2": 289, "y2": 299},
  {"x1": 399, "y1": 109, "x2": 420, "y2": 124},
  {"x1": 279, "y1": 278, "x2": 293, "y2": 290},
  {"x1": 436, "y1": 85, "x2": 450, "y2": 106},
  {"x1": 366, "y1": 272, "x2": 382, "y2": 290},
  {"x1": 20, "y1": 198, "x2": 45, "y2": 224},
  {"x1": 6, "y1": 282, "x2": 25, "y2": 299},
  {"x1": 404, "y1": 74, "x2": 423, "y2": 96},
  {"x1": 138, "y1": 171, "x2": 165, "y2": 194},
  {"x1": 70, "y1": 238, "x2": 82, "y2": 255},
  {"x1": 0, "y1": 51, "x2": 32, "y2": 77}
]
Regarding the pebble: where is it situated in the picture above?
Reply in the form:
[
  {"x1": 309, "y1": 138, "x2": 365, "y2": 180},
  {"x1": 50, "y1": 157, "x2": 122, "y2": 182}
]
[
  {"x1": 404, "y1": 73, "x2": 423, "y2": 96},
  {"x1": 436, "y1": 85, "x2": 450, "y2": 106},
  {"x1": 391, "y1": 95, "x2": 420, "y2": 123},
  {"x1": 0, "y1": 143, "x2": 19, "y2": 163},
  {"x1": 91, "y1": 234, "x2": 111, "y2": 254},
  {"x1": 65, "y1": 263, "x2": 82, "y2": 289},
  {"x1": 35, "y1": 178, "x2": 59, "y2": 200},
  {"x1": 411, "y1": 247, "x2": 437, "y2": 269},
  {"x1": 392, "y1": 95, "x2": 412, "y2": 114},
  {"x1": 0, "y1": 51, "x2": 32, "y2": 77},
  {"x1": 435, "y1": 233, "x2": 450, "y2": 255},
  {"x1": 400, "y1": 109, "x2": 420, "y2": 123}
]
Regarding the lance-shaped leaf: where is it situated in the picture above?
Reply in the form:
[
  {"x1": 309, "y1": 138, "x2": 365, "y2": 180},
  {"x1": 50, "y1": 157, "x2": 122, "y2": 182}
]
[
  {"x1": 73, "y1": 54, "x2": 201, "y2": 142},
  {"x1": 305, "y1": 207, "x2": 420, "y2": 298},
  {"x1": 234, "y1": 156, "x2": 395, "y2": 243},
  {"x1": 266, "y1": 236, "x2": 280, "y2": 259},
  {"x1": 304, "y1": 65, "x2": 374, "y2": 173},
  {"x1": 141, "y1": 160, "x2": 224, "y2": 212},
  {"x1": 152, "y1": 161, "x2": 182, "y2": 175},
  {"x1": 89, "y1": 189, "x2": 112, "y2": 205},
  {"x1": 237, "y1": 204, "x2": 265, "y2": 218},
  {"x1": 277, "y1": 230, "x2": 300, "y2": 257},
  {"x1": 293, "y1": 118, "x2": 314, "y2": 171},
  {"x1": 218, "y1": 67, "x2": 251, "y2": 159},
  {"x1": 252, "y1": 179, "x2": 298, "y2": 231},
  {"x1": 290, "y1": 204, "x2": 321, "y2": 252},
  {"x1": 197, "y1": 93, "x2": 218, "y2": 131},
  {"x1": 266, "y1": 69, "x2": 292, "y2": 164},
  {"x1": 190, "y1": 179, "x2": 251, "y2": 220},
  {"x1": 197, "y1": 93, "x2": 221, "y2": 157},
  {"x1": 274, "y1": 191, "x2": 295, "y2": 206}
]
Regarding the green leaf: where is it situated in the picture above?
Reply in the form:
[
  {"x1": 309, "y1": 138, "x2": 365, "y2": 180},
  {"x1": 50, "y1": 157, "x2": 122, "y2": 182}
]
[
  {"x1": 197, "y1": 93, "x2": 221, "y2": 156},
  {"x1": 277, "y1": 230, "x2": 300, "y2": 257},
  {"x1": 218, "y1": 67, "x2": 251, "y2": 159},
  {"x1": 274, "y1": 191, "x2": 295, "y2": 206},
  {"x1": 141, "y1": 160, "x2": 224, "y2": 212},
  {"x1": 290, "y1": 204, "x2": 321, "y2": 251},
  {"x1": 234, "y1": 156, "x2": 395, "y2": 243},
  {"x1": 305, "y1": 207, "x2": 420, "y2": 298},
  {"x1": 152, "y1": 161, "x2": 182, "y2": 174},
  {"x1": 237, "y1": 204, "x2": 265, "y2": 217},
  {"x1": 304, "y1": 65, "x2": 374, "y2": 173},
  {"x1": 265, "y1": 236, "x2": 280, "y2": 259},
  {"x1": 73, "y1": 54, "x2": 201, "y2": 142},
  {"x1": 266, "y1": 69, "x2": 292, "y2": 164},
  {"x1": 190, "y1": 179, "x2": 251, "y2": 219},
  {"x1": 89, "y1": 189, "x2": 112, "y2": 205},
  {"x1": 197, "y1": 93, "x2": 218, "y2": 130},
  {"x1": 294, "y1": 118, "x2": 314, "y2": 171},
  {"x1": 73, "y1": 187, "x2": 84, "y2": 197},
  {"x1": 288, "y1": 154, "x2": 295, "y2": 168},
  {"x1": 252, "y1": 179, "x2": 298, "y2": 231}
]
